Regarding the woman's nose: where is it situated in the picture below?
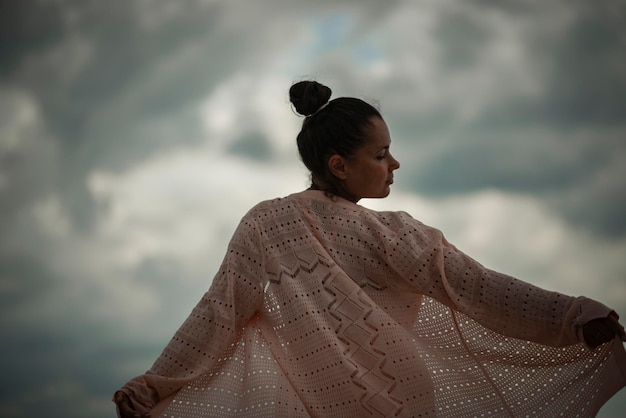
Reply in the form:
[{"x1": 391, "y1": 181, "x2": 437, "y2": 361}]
[{"x1": 390, "y1": 154, "x2": 400, "y2": 170}]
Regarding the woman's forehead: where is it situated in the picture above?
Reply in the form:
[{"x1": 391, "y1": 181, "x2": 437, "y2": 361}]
[{"x1": 363, "y1": 118, "x2": 391, "y2": 148}]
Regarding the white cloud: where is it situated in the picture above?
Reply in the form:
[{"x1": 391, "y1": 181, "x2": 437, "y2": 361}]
[
  {"x1": 0, "y1": 87, "x2": 60, "y2": 238},
  {"x1": 0, "y1": 88, "x2": 40, "y2": 153},
  {"x1": 326, "y1": 0, "x2": 576, "y2": 122},
  {"x1": 80, "y1": 144, "x2": 306, "y2": 325},
  {"x1": 31, "y1": 195, "x2": 72, "y2": 238},
  {"x1": 198, "y1": 72, "x2": 305, "y2": 158}
]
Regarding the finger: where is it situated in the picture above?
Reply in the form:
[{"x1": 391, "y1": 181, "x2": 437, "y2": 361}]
[
  {"x1": 118, "y1": 407, "x2": 149, "y2": 418},
  {"x1": 116, "y1": 398, "x2": 145, "y2": 418},
  {"x1": 114, "y1": 390, "x2": 151, "y2": 418},
  {"x1": 124, "y1": 407, "x2": 149, "y2": 418},
  {"x1": 116, "y1": 403, "x2": 138, "y2": 418}
]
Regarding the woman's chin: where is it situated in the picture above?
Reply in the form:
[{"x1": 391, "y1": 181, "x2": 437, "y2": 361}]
[{"x1": 370, "y1": 189, "x2": 391, "y2": 199}]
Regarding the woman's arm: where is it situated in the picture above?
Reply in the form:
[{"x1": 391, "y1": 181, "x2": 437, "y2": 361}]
[
  {"x1": 386, "y1": 220, "x2": 624, "y2": 348},
  {"x1": 113, "y1": 217, "x2": 265, "y2": 413}
]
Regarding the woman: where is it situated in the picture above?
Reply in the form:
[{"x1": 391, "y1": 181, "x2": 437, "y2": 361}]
[{"x1": 115, "y1": 81, "x2": 626, "y2": 417}]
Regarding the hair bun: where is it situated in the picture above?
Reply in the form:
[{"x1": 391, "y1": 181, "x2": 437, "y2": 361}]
[{"x1": 289, "y1": 81, "x2": 332, "y2": 116}]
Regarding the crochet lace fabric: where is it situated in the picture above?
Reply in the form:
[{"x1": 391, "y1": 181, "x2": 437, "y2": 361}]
[{"x1": 120, "y1": 190, "x2": 626, "y2": 417}]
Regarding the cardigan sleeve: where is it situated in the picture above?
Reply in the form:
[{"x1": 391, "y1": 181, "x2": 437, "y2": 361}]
[
  {"x1": 115, "y1": 216, "x2": 266, "y2": 413},
  {"x1": 385, "y1": 219, "x2": 614, "y2": 348}
]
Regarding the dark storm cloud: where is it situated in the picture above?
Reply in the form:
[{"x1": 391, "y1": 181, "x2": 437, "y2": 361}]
[
  {"x1": 0, "y1": 255, "x2": 54, "y2": 323},
  {"x1": 0, "y1": 253, "x2": 105, "y2": 417},
  {"x1": 0, "y1": 325, "x2": 163, "y2": 418},
  {"x1": 227, "y1": 131, "x2": 274, "y2": 161},
  {"x1": 0, "y1": 0, "x2": 66, "y2": 75},
  {"x1": 433, "y1": 7, "x2": 491, "y2": 73},
  {"x1": 399, "y1": 125, "x2": 626, "y2": 236},
  {"x1": 2, "y1": 0, "x2": 221, "y2": 136},
  {"x1": 0, "y1": 3, "x2": 229, "y2": 416},
  {"x1": 391, "y1": 3, "x2": 626, "y2": 238},
  {"x1": 541, "y1": 3, "x2": 626, "y2": 126},
  {"x1": 1, "y1": 0, "x2": 241, "y2": 234},
  {"x1": 485, "y1": 3, "x2": 626, "y2": 128}
]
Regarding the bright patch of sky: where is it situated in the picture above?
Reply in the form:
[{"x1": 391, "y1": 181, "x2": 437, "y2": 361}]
[{"x1": 313, "y1": 12, "x2": 354, "y2": 53}]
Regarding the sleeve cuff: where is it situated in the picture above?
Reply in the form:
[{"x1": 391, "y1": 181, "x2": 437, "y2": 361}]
[
  {"x1": 112, "y1": 380, "x2": 157, "y2": 414},
  {"x1": 570, "y1": 296, "x2": 615, "y2": 348}
]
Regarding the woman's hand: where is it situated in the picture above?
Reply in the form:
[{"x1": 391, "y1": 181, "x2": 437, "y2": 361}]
[
  {"x1": 114, "y1": 391, "x2": 150, "y2": 418},
  {"x1": 582, "y1": 312, "x2": 626, "y2": 349}
]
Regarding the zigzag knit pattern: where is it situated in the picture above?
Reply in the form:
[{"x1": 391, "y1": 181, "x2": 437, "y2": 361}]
[{"x1": 121, "y1": 190, "x2": 626, "y2": 417}]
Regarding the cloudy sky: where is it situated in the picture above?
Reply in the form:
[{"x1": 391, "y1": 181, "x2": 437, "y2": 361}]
[{"x1": 1, "y1": 0, "x2": 625, "y2": 416}]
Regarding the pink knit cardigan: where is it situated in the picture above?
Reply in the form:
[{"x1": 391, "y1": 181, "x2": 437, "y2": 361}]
[{"x1": 117, "y1": 190, "x2": 626, "y2": 417}]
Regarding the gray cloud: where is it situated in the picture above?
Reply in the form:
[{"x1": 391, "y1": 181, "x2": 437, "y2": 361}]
[
  {"x1": 398, "y1": 125, "x2": 626, "y2": 237},
  {"x1": 378, "y1": 2, "x2": 626, "y2": 238},
  {"x1": 538, "y1": 3, "x2": 626, "y2": 126},
  {"x1": 227, "y1": 131, "x2": 274, "y2": 161}
]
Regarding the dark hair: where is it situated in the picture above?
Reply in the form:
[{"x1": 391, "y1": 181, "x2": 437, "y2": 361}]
[{"x1": 289, "y1": 81, "x2": 382, "y2": 198}]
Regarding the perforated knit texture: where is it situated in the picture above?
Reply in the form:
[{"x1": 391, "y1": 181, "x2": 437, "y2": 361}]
[{"x1": 121, "y1": 190, "x2": 626, "y2": 417}]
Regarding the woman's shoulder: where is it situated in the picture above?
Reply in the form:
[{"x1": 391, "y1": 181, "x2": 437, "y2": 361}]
[
  {"x1": 241, "y1": 190, "x2": 428, "y2": 232},
  {"x1": 243, "y1": 190, "x2": 346, "y2": 216},
  {"x1": 366, "y1": 209, "x2": 426, "y2": 232},
  {"x1": 240, "y1": 192, "x2": 304, "y2": 221}
]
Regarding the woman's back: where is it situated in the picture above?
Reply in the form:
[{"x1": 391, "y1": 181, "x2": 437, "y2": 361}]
[{"x1": 152, "y1": 190, "x2": 626, "y2": 417}]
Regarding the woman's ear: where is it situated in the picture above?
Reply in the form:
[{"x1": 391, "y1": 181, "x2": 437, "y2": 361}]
[{"x1": 328, "y1": 154, "x2": 348, "y2": 180}]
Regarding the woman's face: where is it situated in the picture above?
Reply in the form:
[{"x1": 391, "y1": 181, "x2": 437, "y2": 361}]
[{"x1": 341, "y1": 117, "x2": 400, "y2": 201}]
